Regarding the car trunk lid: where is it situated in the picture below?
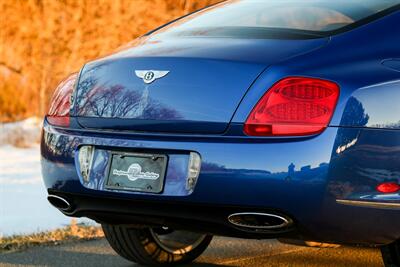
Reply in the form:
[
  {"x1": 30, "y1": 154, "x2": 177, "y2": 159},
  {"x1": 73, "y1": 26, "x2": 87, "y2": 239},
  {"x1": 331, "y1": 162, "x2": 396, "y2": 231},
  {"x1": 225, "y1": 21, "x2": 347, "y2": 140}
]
[{"x1": 73, "y1": 37, "x2": 328, "y2": 134}]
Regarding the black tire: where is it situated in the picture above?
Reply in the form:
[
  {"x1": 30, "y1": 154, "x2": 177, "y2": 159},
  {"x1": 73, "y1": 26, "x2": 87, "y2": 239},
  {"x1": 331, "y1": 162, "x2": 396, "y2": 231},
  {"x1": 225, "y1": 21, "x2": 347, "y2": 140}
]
[
  {"x1": 381, "y1": 240, "x2": 400, "y2": 267},
  {"x1": 102, "y1": 224, "x2": 213, "y2": 266}
]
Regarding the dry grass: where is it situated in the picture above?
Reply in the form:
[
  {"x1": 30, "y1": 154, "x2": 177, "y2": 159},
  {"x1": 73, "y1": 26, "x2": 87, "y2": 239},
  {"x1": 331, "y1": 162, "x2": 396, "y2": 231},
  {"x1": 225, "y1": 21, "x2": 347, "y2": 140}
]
[
  {"x1": 0, "y1": 219, "x2": 104, "y2": 253},
  {"x1": 0, "y1": 0, "x2": 219, "y2": 122}
]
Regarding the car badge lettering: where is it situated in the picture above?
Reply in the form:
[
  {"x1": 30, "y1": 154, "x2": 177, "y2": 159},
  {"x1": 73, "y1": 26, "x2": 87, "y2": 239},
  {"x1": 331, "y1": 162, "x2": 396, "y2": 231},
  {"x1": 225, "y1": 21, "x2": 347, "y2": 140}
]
[
  {"x1": 135, "y1": 70, "x2": 169, "y2": 84},
  {"x1": 113, "y1": 163, "x2": 160, "y2": 181}
]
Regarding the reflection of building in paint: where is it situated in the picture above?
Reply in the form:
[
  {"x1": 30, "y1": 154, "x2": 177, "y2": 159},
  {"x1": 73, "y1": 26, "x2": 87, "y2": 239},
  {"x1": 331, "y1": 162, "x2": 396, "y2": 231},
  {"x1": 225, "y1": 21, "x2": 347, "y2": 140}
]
[
  {"x1": 301, "y1": 165, "x2": 311, "y2": 172},
  {"x1": 319, "y1": 163, "x2": 329, "y2": 168},
  {"x1": 356, "y1": 167, "x2": 400, "y2": 182},
  {"x1": 202, "y1": 161, "x2": 329, "y2": 184},
  {"x1": 287, "y1": 163, "x2": 295, "y2": 180},
  {"x1": 292, "y1": 163, "x2": 330, "y2": 183},
  {"x1": 371, "y1": 121, "x2": 400, "y2": 129}
]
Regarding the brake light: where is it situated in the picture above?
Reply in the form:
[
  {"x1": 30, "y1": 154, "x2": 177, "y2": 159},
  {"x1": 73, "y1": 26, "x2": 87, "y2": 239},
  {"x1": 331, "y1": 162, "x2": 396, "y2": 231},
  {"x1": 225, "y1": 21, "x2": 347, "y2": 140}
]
[
  {"x1": 244, "y1": 77, "x2": 340, "y2": 136},
  {"x1": 47, "y1": 73, "x2": 78, "y2": 127},
  {"x1": 377, "y1": 182, "x2": 400, "y2": 193}
]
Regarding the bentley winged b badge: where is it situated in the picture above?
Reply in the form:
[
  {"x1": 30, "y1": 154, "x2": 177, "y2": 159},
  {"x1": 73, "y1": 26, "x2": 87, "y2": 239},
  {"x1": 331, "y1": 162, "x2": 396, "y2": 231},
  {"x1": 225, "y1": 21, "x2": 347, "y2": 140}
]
[{"x1": 135, "y1": 70, "x2": 170, "y2": 84}]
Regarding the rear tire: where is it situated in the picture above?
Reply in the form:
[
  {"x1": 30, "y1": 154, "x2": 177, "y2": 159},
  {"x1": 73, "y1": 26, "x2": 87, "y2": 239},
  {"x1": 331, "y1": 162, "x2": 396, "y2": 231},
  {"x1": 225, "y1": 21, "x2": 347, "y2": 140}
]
[
  {"x1": 102, "y1": 224, "x2": 212, "y2": 266},
  {"x1": 381, "y1": 240, "x2": 400, "y2": 267}
]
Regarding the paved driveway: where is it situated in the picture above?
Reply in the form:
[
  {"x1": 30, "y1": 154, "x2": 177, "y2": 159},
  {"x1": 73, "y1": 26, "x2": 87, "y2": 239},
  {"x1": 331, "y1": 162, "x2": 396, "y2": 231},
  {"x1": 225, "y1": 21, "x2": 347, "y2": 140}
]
[{"x1": 0, "y1": 237, "x2": 384, "y2": 267}]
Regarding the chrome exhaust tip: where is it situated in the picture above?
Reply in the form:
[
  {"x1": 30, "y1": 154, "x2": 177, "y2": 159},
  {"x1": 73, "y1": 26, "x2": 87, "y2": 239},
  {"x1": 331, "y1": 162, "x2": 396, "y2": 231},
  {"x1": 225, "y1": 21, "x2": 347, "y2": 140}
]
[
  {"x1": 47, "y1": 195, "x2": 72, "y2": 211},
  {"x1": 227, "y1": 212, "x2": 292, "y2": 230}
]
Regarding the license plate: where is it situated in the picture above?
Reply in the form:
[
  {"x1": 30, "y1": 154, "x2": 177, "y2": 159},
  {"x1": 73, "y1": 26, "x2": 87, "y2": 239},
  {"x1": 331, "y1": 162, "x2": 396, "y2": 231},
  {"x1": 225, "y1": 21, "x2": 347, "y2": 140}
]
[{"x1": 106, "y1": 152, "x2": 167, "y2": 193}]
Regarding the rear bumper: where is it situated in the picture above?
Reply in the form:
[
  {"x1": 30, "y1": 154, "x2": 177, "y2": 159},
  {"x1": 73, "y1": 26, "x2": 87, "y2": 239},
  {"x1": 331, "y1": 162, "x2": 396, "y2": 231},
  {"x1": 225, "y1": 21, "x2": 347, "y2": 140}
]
[
  {"x1": 48, "y1": 191, "x2": 297, "y2": 239},
  {"x1": 41, "y1": 121, "x2": 400, "y2": 245}
]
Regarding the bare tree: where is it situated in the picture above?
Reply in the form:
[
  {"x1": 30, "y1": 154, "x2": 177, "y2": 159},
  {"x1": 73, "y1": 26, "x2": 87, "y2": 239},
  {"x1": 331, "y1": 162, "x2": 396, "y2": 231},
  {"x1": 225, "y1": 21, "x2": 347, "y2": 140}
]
[{"x1": 0, "y1": 0, "x2": 220, "y2": 122}]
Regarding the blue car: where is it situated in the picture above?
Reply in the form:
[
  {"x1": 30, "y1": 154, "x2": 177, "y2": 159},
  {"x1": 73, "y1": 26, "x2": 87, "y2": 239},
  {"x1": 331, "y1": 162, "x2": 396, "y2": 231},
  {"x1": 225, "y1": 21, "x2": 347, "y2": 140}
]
[{"x1": 41, "y1": 0, "x2": 400, "y2": 265}]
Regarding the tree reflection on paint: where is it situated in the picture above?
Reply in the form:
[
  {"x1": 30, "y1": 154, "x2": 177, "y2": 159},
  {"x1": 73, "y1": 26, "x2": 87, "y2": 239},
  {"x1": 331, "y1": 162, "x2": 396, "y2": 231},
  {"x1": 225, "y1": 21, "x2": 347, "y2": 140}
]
[
  {"x1": 340, "y1": 96, "x2": 370, "y2": 127},
  {"x1": 328, "y1": 96, "x2": 371, "y2": 198},
  {"x1": 76, "y1": 84, "x2": 182, "y2": 120}
]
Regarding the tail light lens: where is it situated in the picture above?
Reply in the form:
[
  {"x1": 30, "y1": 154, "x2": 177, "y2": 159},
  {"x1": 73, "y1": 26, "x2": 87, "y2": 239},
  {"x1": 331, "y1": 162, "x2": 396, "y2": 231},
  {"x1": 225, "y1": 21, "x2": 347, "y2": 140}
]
[
  {"x1": 244, "y1": 77, "x2": 340, "y2": 136},
  {"x1": 377, "y1": 182, "x2": 400, "y2": 193},
  {"x1": 47, "y1": 73, "x2": 78, "y2": 127}
]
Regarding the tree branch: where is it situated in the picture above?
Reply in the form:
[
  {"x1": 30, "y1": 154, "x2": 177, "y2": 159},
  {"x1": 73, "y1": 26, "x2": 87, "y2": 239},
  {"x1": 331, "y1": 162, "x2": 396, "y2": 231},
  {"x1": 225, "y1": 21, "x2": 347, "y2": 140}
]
[{"x1": 0, "y1": 61, "x2": 22, "y2": 74}]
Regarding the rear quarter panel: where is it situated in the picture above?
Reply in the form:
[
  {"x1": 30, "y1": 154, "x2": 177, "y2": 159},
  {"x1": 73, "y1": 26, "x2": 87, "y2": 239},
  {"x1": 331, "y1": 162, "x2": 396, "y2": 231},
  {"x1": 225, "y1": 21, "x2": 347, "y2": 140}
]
[{"x1": 233, "y1": 10, "x2": 400, "y2": 129}]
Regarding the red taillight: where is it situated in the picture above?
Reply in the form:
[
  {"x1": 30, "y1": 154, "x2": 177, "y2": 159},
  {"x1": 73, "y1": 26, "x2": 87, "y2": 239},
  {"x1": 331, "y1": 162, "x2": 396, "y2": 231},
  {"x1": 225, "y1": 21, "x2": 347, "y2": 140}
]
[
  {"x1": 244, "y1": 77, "x2": 340, "y2": 136},
  {"x1": 377, "y1": 182, "x2": 400, "y2": 193},
  {"x1": 47, "y1": 73, "x2": 78, "y2": 127}
]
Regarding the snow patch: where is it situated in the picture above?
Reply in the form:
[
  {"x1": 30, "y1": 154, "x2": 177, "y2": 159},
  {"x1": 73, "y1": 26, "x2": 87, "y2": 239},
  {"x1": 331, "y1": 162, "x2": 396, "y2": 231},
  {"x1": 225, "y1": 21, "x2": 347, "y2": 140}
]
[
  {"x1": 0, "y1": 117, "x2": 42, "y2": 147},
  {"x1": 0, "y1": 145, "x2": 42, "y2": 185},
  {"x1": 0, "y1": 144, "x2": 93, "y2": 236}
]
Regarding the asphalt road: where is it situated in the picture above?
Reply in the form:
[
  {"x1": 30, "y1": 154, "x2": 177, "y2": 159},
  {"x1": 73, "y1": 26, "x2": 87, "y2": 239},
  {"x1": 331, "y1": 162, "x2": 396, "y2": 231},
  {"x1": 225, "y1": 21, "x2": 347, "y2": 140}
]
[{"x1": 0, "y1": 237, "x2": 384, "y2": 267}]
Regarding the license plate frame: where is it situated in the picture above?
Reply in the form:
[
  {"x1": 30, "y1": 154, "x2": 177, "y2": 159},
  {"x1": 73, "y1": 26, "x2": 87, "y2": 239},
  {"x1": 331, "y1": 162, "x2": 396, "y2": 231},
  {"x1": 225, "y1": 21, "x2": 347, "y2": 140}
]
[{"x1": 105, "y1": 152, "x2": 168, "y2": 194}]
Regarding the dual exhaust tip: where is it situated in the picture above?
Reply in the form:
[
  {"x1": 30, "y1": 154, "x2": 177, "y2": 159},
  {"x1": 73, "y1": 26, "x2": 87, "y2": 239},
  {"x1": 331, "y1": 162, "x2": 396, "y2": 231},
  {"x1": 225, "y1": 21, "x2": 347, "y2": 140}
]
[
  {"x1": 227, "y1": 212, "x2": 292, "y2": 231},
  {"x1": 47, "y1": 195, "x2": 72, "y2": 212}
]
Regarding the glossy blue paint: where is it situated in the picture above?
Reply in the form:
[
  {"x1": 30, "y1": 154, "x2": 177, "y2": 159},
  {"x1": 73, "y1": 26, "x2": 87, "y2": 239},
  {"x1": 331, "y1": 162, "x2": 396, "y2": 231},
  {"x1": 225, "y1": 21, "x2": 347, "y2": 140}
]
[
  {"x1": 73, "y1": 57, "x2": 266, "y2": 133},
  {"x1": 329, "y1": 128, "x2": 400, "y2": 201},
  {"x1": 41, "y1": 119, "x2": 400, "y2": 244},
  {"x1": 341, "y1": 80, "x2": 400, "y2": 129},
  {"x1": 41, "y1": 2, "x2": 400, "y2": 245},
  {"x1": 382, "y1": 59, "x2": 400, "y2": 72},
  {"x1": 233, "y1": 11, "x2": 400, "y2": 128},
  {"x1": 72, "y1": 39, "x2": 328, "y2": 133}
]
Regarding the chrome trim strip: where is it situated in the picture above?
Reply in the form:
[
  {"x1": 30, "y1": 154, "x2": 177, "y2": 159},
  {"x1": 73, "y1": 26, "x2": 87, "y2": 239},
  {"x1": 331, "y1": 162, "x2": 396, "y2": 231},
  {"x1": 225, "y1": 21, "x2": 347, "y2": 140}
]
[
  {"x1": 227, "y1": 212, "x2": 291, "y2": 230},
  {"x1": 336, "y1": 199, "x2": 400, "y2": 209}
]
